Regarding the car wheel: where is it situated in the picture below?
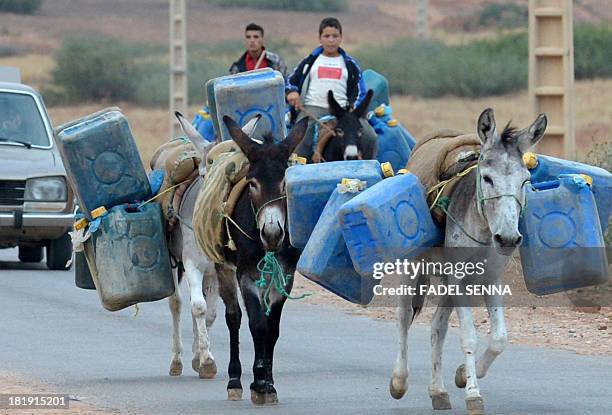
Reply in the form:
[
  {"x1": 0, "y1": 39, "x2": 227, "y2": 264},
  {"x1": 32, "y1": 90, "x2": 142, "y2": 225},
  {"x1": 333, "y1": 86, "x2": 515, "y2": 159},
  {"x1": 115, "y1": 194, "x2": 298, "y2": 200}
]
[
  {"x1": 18, "y1": 245, "x2": 44, "y2": 263},
  {"x1": 46, "y1": 233, "x2": 73, "y2": 270}
]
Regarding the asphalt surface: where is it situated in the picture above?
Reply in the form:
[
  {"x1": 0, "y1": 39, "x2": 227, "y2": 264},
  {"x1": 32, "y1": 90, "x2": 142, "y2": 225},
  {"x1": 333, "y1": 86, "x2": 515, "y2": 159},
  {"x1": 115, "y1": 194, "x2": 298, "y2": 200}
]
[{"x1": 1, "y1": 248, "x2": 611, "y2": 415}]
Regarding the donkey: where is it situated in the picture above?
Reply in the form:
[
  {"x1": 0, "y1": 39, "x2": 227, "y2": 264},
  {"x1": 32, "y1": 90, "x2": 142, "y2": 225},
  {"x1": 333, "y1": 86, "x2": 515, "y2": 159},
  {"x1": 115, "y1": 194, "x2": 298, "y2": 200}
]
[
  {"x1": 388, "y1": 109, "x2": 547, "y2": 415},
  {"x1": 165, "y1": 114, "x2": 262, "y2": 381},
  {"x1": 215, "y1": 115, "x2": 308, "y2": 405},
  {"x1": 312, "y1": 89, "x2": 376, "y2": 162}
]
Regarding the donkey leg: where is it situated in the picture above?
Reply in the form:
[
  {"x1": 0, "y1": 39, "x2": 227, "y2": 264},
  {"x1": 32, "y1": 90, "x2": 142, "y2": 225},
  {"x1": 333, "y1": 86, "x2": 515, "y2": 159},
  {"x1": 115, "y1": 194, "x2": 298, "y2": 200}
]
[
  {"x1": 168, "y1": 268, "x2": 183, "y2": 376},
  {"x1": 390, "y1": 283, "x2": 414, "y2": 400},
  {"x1": 429, "y1": 295, "x2": 453, "y2": 410},
  {"x1": 239, "y1": 275, "x2": 270, "y2": 406},
  {"x1": 455, "y1": 306, "x2": 485, "y2": 415},
  {"x1": 476, "y1": 295, "x2": 507, "y2": 379},
  {"x1": 218, "y1": 265, "x2": 243, "y2": 401},
  {"x1": 184, "y1": 259, "x2": 216, "y2": 379}
]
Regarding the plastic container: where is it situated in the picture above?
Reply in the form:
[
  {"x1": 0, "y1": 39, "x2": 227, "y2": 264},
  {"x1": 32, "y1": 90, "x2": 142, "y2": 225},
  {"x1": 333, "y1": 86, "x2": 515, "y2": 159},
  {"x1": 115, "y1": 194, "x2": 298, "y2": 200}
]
[
  {"x1": 73, "y1": 211, "x2": 95, "y2": 290},
  {"x1": 368, "y1": 104, "x2": 416, "y2": 152},
  {"x1": 340, "y1": 173, "x2": 443, "y2": 277},
  {"x1": 523, "y1": 152, "x2": 612, "y2": 233},
  {"x1": 91, "y1": 203, "x2": 174, "y2": 311},
  {"x1": 286, "y1": 160, "x2": 384, "y2": 249},
  {"x1": 362, "y1": 69, "x2": 390, "y2": 113},
  {"x1": 519, "y1": 175, "x2": 608, "y2": 295},
  {"x1": 297, "y1": 187, "x2": 377, "y2": 305},
  {"x1": 375, "y1": 120, "x2": 413, "y2": 172},
  {"x1": 191, "y1": 106, "x2": 216, "y2": 141},
  {"x1": 56, "y1": 110, "x2": 151, "y2": 220},
  {"x1": 208, "y1": 68, "x2": 286, "y2": 142}
]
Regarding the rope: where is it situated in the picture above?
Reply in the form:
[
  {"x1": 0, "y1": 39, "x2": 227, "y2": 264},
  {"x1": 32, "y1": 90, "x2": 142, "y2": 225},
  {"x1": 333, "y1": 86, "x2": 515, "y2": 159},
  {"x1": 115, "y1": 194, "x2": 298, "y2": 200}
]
[
  {"x1": 434, "y1": 197, "x2": 489, "y2": 245},
  {"x1": 255, "y1": 252, "x2": 311, "y2": 316},
  {"x1": 137, "y1": 177, "x2": 193, "y2": 209}
]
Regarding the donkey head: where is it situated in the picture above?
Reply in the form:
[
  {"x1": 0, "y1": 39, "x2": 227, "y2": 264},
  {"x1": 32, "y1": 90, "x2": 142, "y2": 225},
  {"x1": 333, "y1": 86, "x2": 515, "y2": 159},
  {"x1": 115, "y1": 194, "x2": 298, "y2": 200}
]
[
  {"x1": 476, "y1": 108, "x2": 547, "y2": 255},
  {"x1": 326, "y1": 89, "x2": 373, "y2": 161},
  {"x1": 223, "y1": 115, "x2": 308, "y2": 252}
]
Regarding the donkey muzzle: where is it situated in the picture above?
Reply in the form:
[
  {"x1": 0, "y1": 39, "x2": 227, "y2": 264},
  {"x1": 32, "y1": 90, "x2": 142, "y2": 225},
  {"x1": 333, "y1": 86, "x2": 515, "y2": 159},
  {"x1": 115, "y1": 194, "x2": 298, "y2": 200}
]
[{"x1": 258, "y1": 205, "x2": 286, "y2": 252}]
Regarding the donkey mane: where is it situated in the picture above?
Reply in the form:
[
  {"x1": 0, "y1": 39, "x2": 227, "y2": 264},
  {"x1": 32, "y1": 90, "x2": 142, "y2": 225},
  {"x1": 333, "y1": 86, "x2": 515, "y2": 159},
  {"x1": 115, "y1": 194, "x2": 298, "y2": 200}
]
[{"x1": 500, "y1": 121, "x2": 519, "y2": 143}]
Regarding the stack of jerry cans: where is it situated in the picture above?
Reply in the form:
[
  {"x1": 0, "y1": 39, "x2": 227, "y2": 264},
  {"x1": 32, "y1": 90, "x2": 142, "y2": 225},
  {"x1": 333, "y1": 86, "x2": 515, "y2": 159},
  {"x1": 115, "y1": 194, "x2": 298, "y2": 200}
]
[
  {"x1": 523, "y1": 152, "x2": 612, "y2": 233},
  {"x1": 206, "y1": 68, "x2": 286, "y2": 142},
  {"x1": 519, "y1": 174, "x2": 608, "y2": 295},
  {"x1": 339, "y1": 172, "x2": 443, "y2": 278},
  {"x1": 297, "y1": 185, "x2": 376, "y2": 305},
  {"x1": 55, "y1": 109, "x2": 151, "y2": 219},
  {"x1": 286, "y1": 160, "x2": 384, "y2": 249}
]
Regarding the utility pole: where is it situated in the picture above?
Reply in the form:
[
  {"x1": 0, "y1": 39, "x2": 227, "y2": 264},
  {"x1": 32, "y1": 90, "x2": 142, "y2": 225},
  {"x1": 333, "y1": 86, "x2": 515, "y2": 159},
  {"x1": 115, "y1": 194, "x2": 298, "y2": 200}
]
[
  {"x1": 528, "y1": 0, "x2": 575, "y2": 158},
  {"x1": 170, "y1": 0, "x2": 188, "y2": 137},
  {"x1": 416, "y1": 0, "x2": 429, "y2": 39}
]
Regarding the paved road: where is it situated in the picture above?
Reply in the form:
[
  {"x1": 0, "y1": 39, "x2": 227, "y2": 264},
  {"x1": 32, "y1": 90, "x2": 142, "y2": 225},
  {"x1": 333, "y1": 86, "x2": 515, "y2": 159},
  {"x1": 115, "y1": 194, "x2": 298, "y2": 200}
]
[{"x1": 1, "y1": 248, "x2": 610, "y2": 415}]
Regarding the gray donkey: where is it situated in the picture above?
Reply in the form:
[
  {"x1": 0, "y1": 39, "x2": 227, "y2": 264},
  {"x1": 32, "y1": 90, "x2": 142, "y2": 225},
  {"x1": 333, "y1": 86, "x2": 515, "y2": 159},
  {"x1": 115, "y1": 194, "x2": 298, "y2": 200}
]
[
  {"x1": 388, "y1": 109, "x2": 547, "y2": 415},
  {"x1": 165, "y1": 114, "x2": 262, "y2": 380}
]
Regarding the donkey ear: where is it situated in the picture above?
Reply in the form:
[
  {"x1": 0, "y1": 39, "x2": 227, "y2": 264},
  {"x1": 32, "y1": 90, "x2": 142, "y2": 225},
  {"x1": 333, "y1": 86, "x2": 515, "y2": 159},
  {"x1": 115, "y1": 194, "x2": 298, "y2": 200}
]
[
  {"x1": 223, "y1": 115, "x2": 256, "y2": 157},
  {"x1": 353, "y1": 89, "x2": 374, "y2": 118},
  {"x1": 477, "y1": 108, "x2": 497, "y2": 145},
  {"x1": 175, "y1": 112, "x2": 212, "y2": 155},
  {"x1": 328, "y1": 90, "x2": 344, "y2": 118},
  {"x1": 517, "y1": 113, "x2": 547, "y2": 153},
  {"x1": 282, "y1": 117, "x2": 309, "y2": 156}
]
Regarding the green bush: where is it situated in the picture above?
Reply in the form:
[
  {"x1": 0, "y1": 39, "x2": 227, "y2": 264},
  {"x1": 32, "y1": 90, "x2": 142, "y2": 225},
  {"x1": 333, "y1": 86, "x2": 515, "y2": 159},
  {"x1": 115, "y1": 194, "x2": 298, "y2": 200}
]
[
  {"x1": 51, "y1": 35, "x2": 139, "y2": 103},
  {"x1": 206, "y1": 0, "x2": 347, "y2": 12},
  {"x1": 574, "y1": 24, "x2": 612, "y2": 80},
  {"x1": 477, "y1": 3, "x2": 527, "y2": 29},
  {"x1": 0, "y1": 0, "x2": 43, "y2": 14},
  {"x1": 355, "y1": 34, "x2": 528, "y2": 98}
]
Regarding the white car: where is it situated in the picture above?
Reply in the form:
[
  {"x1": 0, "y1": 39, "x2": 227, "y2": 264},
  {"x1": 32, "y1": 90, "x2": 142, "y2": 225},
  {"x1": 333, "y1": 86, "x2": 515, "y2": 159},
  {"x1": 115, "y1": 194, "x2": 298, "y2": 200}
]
[{"x1": 0, "y1": 72, "x2": 75, "y2": 270}]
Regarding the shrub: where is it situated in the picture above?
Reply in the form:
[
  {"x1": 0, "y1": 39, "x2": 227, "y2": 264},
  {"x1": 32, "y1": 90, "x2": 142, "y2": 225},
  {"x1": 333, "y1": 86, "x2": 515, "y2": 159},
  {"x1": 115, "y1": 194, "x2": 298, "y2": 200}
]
[
  {"x1": 355, "y1": 34, "x2": 528, "y2": 98},
  {"x1": 206, "y1": 0, "x2": 347, "y2": 12},
  {"x1": 0, "y1": 0, "x2": 43, "y2": 14},
  {"x1": 51, "y1": 35, "x2": 139, "y2": 103},
  {"x1": 574, "y1": 24, "x2": 612, "y2": 80}
]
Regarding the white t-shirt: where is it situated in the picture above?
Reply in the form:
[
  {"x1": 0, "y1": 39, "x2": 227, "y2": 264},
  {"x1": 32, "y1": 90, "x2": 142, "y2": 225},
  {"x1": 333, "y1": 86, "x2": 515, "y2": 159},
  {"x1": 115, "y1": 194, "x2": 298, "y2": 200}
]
[{"x1": 304, "y1": 54, "x2": 348, "y2": 109}]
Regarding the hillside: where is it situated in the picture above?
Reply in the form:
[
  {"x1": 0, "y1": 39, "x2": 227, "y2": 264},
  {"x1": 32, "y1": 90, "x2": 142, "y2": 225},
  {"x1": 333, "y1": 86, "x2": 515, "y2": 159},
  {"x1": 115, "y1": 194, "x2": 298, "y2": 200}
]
[{"x1": 1, "y1": 0, "x2": 610, "y2": 53}]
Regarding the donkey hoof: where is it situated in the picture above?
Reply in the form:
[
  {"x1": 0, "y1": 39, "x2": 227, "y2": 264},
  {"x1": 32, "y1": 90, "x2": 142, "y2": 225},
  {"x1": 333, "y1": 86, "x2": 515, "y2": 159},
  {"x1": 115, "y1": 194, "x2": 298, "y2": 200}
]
[
  {"x1": 169, "y1": 360, "x2": 183, "y2": 376},
  {"x1": 389, "y1": 376, "x2": 407, "y2": 400},
  {"x1": 431, "y1": 392, "x2": 452, "y2": 410},
  {"x1": 466, "y1": 396, "x2": 485, "y2": 415},
  {"x1": 191, "y1": 357, "x2": 200, "y2": 372},
  {"x1": 265, "y1": 392, "x2": 278, "y2": 405},
  {"x1": 250, "y1": 389, "x2": 267, "y2": 406},
  {"x1": 455, "y1": 364, "x2": 467, "y2": 389},
  {"x1": 198, "y1": 360, "x2": 217, "y2": 379},
  {"x1": 227, "y1": 388, "x2": 243, "y2": 401}
]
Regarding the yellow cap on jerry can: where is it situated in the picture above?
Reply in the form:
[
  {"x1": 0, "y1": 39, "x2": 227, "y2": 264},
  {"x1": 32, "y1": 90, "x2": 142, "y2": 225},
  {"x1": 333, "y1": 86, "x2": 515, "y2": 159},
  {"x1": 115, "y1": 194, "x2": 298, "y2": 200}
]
[
  {"x1": 374, "y1": 105, "x2": 386, "y2": 117},
  {"x1": 522, "y1": 152, "x2": 538, "y2": 169},
  {"x1": 74, "y1": 218, "x2": 88, "y2": 231},
  {"x1": 580, "y1": 174, "x2": 593, "y2": 186},
  {"x1": 387, "y1": 119, "x2": 399, "y2": 127},
  {"x1": 381, "y1": 162, "x2": 395, "y2": 178},
  {"x1": 91, "y1": 206, "x2": 108, "y2": 219},
  {"x1": 397, "y1": 169, "x2": 410, "y2": 175}
]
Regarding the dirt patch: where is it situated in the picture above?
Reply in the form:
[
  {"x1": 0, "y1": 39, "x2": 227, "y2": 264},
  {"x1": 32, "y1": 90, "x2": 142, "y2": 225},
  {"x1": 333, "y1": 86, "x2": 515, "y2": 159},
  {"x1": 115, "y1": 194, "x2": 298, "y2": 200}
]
[{"x1": 0, "y1": 372, "x2": 119, "y2": 415}]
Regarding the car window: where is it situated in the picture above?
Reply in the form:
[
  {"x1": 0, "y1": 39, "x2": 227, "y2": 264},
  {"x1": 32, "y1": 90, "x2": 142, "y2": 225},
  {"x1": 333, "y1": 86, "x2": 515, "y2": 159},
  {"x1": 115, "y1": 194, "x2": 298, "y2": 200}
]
[{"x1": 0, "y1": 92, "x2": 49, "y2": 147}]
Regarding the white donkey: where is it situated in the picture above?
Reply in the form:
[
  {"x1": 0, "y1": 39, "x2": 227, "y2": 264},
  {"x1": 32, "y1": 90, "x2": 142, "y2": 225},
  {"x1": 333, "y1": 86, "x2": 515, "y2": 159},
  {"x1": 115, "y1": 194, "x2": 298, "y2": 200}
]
[
  {"x1": 389, "y1": 109, "x2": 547, "y2": 415},
  {"x1": 165, "y1": 114, "x2": 261, "y2": 379}
]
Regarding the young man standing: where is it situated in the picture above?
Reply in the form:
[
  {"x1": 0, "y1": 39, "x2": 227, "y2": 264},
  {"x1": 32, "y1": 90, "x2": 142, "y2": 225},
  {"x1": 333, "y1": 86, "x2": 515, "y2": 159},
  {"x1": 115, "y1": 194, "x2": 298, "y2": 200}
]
[
  {"x1": 285, "y1": 17, "x2": 376, "y2": 160},
  {"x1": 229, "y1": 23, "x2": 288, "y2": 78}
]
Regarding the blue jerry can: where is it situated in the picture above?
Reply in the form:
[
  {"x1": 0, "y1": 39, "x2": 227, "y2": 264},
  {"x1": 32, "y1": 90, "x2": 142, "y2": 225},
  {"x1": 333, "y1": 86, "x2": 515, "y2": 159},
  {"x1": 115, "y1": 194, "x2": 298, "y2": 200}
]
[
  {"x1": 362, "y1": 69, "x2": 390, "y2": 113},
  {"x1": 286, "y1": 160, "x2": 384, "y2": 249},
  {"x1": 92, "y1": 203, "x2": 174, "y2": 311},
  {"x1": 207, "y1": 68, "x2": 286, "y2": 142},
  {"x1": 56, "y1": 110, "x2": 151, "y2": 220},
  {"x1": 523, "y1": 152, "x2": 612, "y2": 233},
  {"x1": 297, "y1": 186, "x2": 377, "y2": 305},
  {"x1": 519, "y1": 175, "x2": 609, "y2": 296},
  {"x1": 375, "y1": 119, "x2": 412, "y2": 172},
  {"x1": 339, "y1": 173, "x2": 443, "y2": 278},
  {"x1": 192, "y1": 107, "x2": 216, "y2": 141}
]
